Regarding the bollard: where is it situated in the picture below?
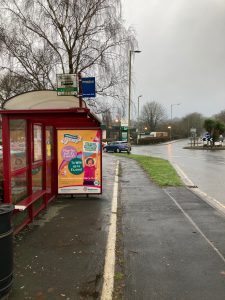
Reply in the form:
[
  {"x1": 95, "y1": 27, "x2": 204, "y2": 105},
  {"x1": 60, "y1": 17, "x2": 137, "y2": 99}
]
[{"x1": 0, "y1": 204, "x2": 14, "y2": 297}]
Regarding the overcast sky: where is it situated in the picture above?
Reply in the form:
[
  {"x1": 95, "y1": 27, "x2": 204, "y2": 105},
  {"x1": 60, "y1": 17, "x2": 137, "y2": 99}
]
[{"x1": 122, "y1": 0, "x2": 225, "y2": 119}]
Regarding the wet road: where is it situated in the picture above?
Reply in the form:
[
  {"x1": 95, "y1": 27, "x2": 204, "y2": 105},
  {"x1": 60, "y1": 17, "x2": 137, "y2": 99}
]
[{"x1": 132, "y1": 140, "x2": 225, "y2": 207}]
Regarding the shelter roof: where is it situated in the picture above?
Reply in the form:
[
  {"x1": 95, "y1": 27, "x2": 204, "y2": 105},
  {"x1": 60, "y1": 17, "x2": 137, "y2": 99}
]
[{"x1": 3, "y1": 90, "x2": 86, "y2": 110}]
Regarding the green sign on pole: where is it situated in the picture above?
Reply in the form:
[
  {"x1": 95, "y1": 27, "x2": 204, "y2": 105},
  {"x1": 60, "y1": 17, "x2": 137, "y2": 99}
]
[
  {"x1": 57, "y1": 74, "x2": 78, "y2": 96},
  {"x1": 122, "y1": 131, "x2": 128, "y2": 141}
]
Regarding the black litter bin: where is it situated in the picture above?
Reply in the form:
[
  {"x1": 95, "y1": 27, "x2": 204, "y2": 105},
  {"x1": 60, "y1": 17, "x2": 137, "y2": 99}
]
[{"x1": 0, "y1": 204, "x2": 14, "y2": 297}]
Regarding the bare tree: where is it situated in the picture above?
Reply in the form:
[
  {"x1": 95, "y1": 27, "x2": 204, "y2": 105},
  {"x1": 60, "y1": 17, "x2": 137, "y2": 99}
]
[
  {"x1": 214, "y1": 110, "x2": 225, "y2": 124},
  {"x1": 141, "y1": 101, "x2": 167, "y2": 132},
  {"x1": 179, "y1": 112, "x2": 204, "y2": 137},
  {"x1": 0, "y1": 0, "x2": 137, "y2": 111},
  {"x1": 102, "y1": 108, "x2": 113, "y2": 128},
  {"x1": 0, "y1": 71, "x2": 35, "y2": 106}
]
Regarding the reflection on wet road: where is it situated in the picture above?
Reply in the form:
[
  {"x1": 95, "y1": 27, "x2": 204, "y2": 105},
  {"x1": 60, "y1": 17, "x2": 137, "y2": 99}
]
[{"x1": 132, "y1": 140, "x2": 225, "y2": 207}]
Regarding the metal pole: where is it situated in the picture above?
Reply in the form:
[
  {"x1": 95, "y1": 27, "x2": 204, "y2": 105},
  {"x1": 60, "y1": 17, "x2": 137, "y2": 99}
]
[
  {"x1": 78, "y1": 72, "x2": 83, "y2": 108},
  {"x1": 128, "y1": 50, "x2": 132, "y2": 144},
  {"x1": 137, "y1": 95, "x2": 142, "y2": 144},
  {"x1": 127, "y1": 50, "x2": 141, "y2": 144},
  {"x1": 138, "y1": 97, "x2": 140, "y2": 143},
  {"x1": 170, "y1": 104, "x2": 173, "y2": 140},
  {"x1": 168, "y1": 126, "x2": 171, "y2": 140},
  {"x1": 170, "y1": 103, "x2": 180, "y2": 140}
]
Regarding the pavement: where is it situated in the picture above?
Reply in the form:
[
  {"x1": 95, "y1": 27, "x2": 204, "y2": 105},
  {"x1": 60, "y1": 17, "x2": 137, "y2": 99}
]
[{"x1": 2, "y1": 153, "x2": 225, "y2": 300}]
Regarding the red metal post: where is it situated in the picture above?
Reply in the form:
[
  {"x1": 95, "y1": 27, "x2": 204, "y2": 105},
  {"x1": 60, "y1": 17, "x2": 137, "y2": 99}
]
[
  {"x1": 42, "y1": 126, "x2": 47, "y2": 207},
  {"x1": 2, "y1": 115, "x2": 12, "y2": 203},
  {"x1": 27, "y1": 121, "x2": 34, "y2": 220}
]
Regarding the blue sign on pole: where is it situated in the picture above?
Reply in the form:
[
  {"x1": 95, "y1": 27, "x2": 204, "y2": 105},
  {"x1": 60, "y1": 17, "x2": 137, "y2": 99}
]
[{"x1": 81, "y1": 77, "x2": 96, "y2": 98}]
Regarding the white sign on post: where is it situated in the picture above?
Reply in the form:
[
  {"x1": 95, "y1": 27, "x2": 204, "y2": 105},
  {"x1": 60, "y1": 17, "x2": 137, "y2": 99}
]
[{"x1": 57, "y1": 74, "x2": 78, "y2": 96}]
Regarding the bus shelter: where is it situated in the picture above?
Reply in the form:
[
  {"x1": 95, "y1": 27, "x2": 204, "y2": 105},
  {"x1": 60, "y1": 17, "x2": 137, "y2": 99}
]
[{"x1": 0, "y1": 90, "x2": 102, "y2": 233}]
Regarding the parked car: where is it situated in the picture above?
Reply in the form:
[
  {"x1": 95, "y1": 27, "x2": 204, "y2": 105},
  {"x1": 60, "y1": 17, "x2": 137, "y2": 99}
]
[{"x1": 103, "y1": 141, "x2": 131, "y2": 153}]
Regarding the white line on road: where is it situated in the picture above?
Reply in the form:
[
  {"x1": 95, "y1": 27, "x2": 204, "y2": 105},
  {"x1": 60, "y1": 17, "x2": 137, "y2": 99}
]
[
  {"x1": 172, "y1": 163, "x2": 195, "y2": 186},
  {"x1": 101, "y1": 160, "x2": 120, "y2": 300},
  {"x1": 164, "y1": 189, "x2": 225, "y2": 264},
  {"x1": 173, "y1": 163, "x2": 225, "y2": 215},
  {"x1": 193, "y1": 188, "x2": 225, "y2": 213}
]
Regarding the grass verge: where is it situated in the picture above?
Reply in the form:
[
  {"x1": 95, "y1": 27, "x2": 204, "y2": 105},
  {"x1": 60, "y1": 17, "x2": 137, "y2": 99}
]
[{"x1": 115, "y1": 153, "x2": 183, "y2": 187}]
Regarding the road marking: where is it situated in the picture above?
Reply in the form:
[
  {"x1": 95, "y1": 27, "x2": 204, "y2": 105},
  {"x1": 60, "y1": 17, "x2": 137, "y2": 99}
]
[
  {"x1": 101, "y1": 160, "x2": 120, "y2": 300},
  {"x1": 173, "y1": 163, "x2": 225, "y2": 215},
  {"x1": 164, "y1": 189, "x2": 225, "y2": 264},
  {"x1": 193, "y1": 188, "x2": 225, "y2": 215},
  {"x1": 172, "y1": 163, "x2": 195, "y2": 187}
]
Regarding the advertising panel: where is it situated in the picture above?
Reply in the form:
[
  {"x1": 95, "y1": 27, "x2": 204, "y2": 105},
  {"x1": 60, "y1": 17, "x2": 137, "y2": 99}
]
[{"x1": 57, "y1": 130, "x2": 101, "y2": 194}]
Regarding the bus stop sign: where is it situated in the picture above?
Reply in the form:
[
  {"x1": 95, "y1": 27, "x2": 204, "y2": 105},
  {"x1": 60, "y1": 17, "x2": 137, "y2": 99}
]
[{"x1": 81, "y1": 77, "x2": 96, "y2": 98}]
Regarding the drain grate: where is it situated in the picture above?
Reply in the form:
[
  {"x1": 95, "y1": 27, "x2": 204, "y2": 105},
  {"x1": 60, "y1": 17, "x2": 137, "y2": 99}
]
[{"x1": 187, "y1": 185, "x2": 198, "y2": 188}]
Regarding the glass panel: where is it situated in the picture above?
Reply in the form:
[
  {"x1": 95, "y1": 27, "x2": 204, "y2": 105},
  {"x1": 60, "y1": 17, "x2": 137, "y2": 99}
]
[
  {"x1": 33, "y1": 197, "x2": 44, "y2": 210},
  {"x1": 46, "y1": 127, "x2": 53, "y2": 159},
  {"x1": 46, "y1": 160, "x2": 52, "y2": 193},
  {"x1": 32, "y1": 166, "x2": 42, "y2": 192},
  {"x1": 33, "y1": 125, "x2": 42, "y2": 161},
  {"x1": 10, "y1": 120, "x2": 27, "y2": 171},
  {"x1": 12, "y1": 173, "x2": 28, "y2": 204},
  {"x1": 12, "y1": 209, "x2": 29, "y2": 228}
]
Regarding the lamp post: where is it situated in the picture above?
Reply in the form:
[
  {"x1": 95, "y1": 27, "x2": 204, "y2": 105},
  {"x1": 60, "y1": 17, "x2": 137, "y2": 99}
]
[
  {"x1": 137, "y1": 95, "x2": 142, "y2": 144},
  {"x1": 115, "y1": 118, "x2": 120, "y2": 140},
  {"x1": 170, "y1": 103, "x2": 180, "y2": 140},
  {"x1": 168, "y1": 126, "x2": 171, "y2": 140},
  {"x1": 128, "y1": 50, "x2": 141, "y2": 144},
  {"x1": 170, "y1": 103, "x2": 180, "y2": 121}
]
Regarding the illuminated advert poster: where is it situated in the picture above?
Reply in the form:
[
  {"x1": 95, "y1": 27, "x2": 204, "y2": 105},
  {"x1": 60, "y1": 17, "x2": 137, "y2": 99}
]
[{"x1": 57, "y1": 130, "x2": 101, "y2": 194}]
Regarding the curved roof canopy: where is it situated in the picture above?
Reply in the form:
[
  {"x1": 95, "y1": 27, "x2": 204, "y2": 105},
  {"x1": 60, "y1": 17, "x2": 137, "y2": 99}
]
[{"x1": 3, "y1": 90, "x2": 86, "y2": 110}]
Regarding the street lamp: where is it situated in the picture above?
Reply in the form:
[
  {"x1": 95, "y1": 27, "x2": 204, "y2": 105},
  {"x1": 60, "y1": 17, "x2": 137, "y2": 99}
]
[
  {"x1": 137, "y1": 95, "x2": 142, "y2": 144},
  {"x1": 170, "y1": 103, "x2": 180, "y2": 140},
  {"x1": 128, "y1": 50, "x2": 141, "y2": 144},
  {"x1": 168, "y1": 126, "x2": 171, "y2": 140},
  {"x1": 170, "y1": 103, "x2": 180, "y2": 122}
]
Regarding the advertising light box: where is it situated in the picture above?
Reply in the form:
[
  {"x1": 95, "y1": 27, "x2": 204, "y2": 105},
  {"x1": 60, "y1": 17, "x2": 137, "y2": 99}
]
[{"x1": 57, "y1": 129, "x2": 102, "y2": 194}]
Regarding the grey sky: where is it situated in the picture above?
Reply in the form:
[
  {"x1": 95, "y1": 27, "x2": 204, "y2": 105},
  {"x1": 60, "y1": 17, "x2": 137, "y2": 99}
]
[{"x1": 122, "y1": 0, "x2": 225, "y2": 119}]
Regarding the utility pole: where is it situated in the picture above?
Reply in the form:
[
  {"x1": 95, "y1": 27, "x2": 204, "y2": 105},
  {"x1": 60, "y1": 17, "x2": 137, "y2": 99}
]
[
  {"x1": 170, "y1": 103, "x2": 180, "y2": 140},
  {"x1": 137, "y1": 95, "x2": 142, "y2": 144},
  {"x1": 127, "y1": 50, "x2": 141, "y2": 143}
]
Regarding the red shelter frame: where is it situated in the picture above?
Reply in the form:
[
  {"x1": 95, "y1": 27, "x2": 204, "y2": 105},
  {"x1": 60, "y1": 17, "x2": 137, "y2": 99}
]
[{"x1": 0, "y1": 105, "x2": 102, "y2": 234}]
